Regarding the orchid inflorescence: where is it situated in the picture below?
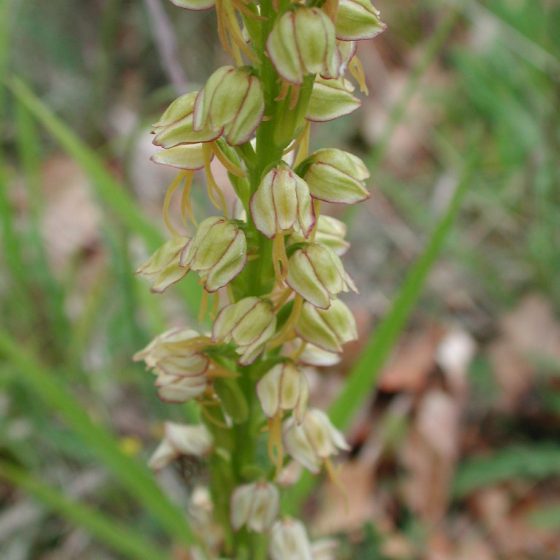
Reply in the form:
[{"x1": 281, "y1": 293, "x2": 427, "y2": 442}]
[{"x1": 135, "y1": 0, "x2": 385, "y2": 557}]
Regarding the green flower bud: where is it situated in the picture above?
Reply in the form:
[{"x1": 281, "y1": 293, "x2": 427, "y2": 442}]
[
  {"x1": 287, "y1": 215, "x2": 349, "y2": 255},
  {"x1": 136, "y1": 237, "x2": 189, "y2": 293},
  {"x1": 193, "y1": 66, "x2": 265, "y2": 145},
  {"x1": 149, "y1": 422, "x2": 212, "y2": 470},
  {"x1": 295, "y1": 299, "x2": 357, "y2": 352},
  {"x1": 134, "y1": 328, "x2": 210, "y2": 403},
  {"x1": 286, "y1": 243, "x2": 357, "y2": 309},
  {"x1": 266, "y1": 7, "x2": 339, "y2": 85},
  {"x1": 250, "y1": 164, "x2": 315, "y2": 239},
  {"x1": 213, "y1": 297, "x2": 277, "y2": 364},
  {"x1": 256, "y1": 362, "x2": 309, "y2": 422},
  {"x1": 133, "y1": 328, "x2": 209, "y2": 374},
  {"x1": 152, "y1": 92, "x2": 221, "y2": 148},
  {"x1": 283, "y1": 408, "x2": 349, "y2": 473},
  {"x1": 315, "y1": 215, "x2": 350, "y2": 255},
  {"x1": 231, "y1": 482, "x2": 279, "y2": 533},
  {"x1": 306, "y1": 76, "x2": 361, "y2": 122},
  {"x1": 298, "y1": 342, "x2": 341, "y2": 367},
  {"x1": 335, "y1": 0, "x2": 386, "y2": 41},
  {"x1": 151, "y1": 143, "x2": 206, "y2": 170},
  {"x1": 302, "y1": 148, "x2": 369, "y2": 204},
  {"x1": 180, "y1": 217, "x2": 247, "y2": 292},
  {"x1": 270, "y1": 518, "x2": 313, "y2": 560},
  {"x1": 170, "y1": 0, "x2": 214, "y2": 10}
]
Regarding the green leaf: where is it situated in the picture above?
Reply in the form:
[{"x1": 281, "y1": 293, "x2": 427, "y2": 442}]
[
  {"x1": 0, "y1": 464, "x2": 175, "y2": 560},
  {"x1": 528, "y1": 505, "x2": 560, "y2": 531},
  {"x1": 0, "y1": 330, "x2": 194, "y2": 547},
  {"x1": 283, "y1": 146, "x2": 478, "y2": 513},
  {"x1": 453, "y1": 443, "x2": 560, "y2": 498}
]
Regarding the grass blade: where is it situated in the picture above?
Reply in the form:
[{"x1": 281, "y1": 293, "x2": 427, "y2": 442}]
[
  {"x1": 7, "y1": 76, "x2": 202, "y2": 313},
  {"x1": 0, "y1": 464, "x2": 175, "y2": 560},
  {"x1": 0, "y1": 330, "x2": 194, "y2": 547},
  {"x1": 8, "y1": 77, "x2": 161, "y2": 249},
  {"x1": 446, "y1": 0, "x2": 560, "y2": 74},
  {"x1": 14, "y1": 99, "x2": 71, "y2": 356},
  {"x1": 453, "y1": 443, "x2": 560, "y2": 498},
  {"x1": 283, "y1": 147, "x2": 478, "y2": 513},
  {"x1": 367, "y1": 10, "x2": 460, "y2": 171},
  {"x1": 344, "y1": 10, "x2": 459, "y2": 226},
  {"x1": 330, "y1": 160, "x2": 476, "y2": 429}
]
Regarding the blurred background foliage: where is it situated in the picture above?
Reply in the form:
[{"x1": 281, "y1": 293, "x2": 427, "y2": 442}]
[{"x1": 1, "y1": 0, "x2": 560, "y2": 558}]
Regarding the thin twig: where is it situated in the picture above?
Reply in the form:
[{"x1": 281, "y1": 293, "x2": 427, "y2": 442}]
[{"x1": 143, "y1": 0, "x2": 189, "y2": 93}]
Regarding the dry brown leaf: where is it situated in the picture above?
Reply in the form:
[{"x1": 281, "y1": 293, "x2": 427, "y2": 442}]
[
  {"x1": 312, "y1": 460, "x2": 375, "y2": 535},
  {"x1": 401, "y1": 389, "x2": 461, "y2": 524},
  {"x1": 501, "y1": 295, "x2": 560, "y2": 362},
  {"x1": 41, "y1": 156, "x2": 101, "y2": 270},
  {"x1": 379, "y1": 326, "x2": 443, "y2": 392},
  {"x1": 471, "y1": 488, "x2": 560, "y2": 557},
  {"x1": 488, "y1": 294, "x2": 560, "y2": 408},
  {"x1": 488, "y1": 338, "x2": 533, "y2": 408},
  {"x1": 381, "y1": 534, "x2": 415, "y2": 559}
]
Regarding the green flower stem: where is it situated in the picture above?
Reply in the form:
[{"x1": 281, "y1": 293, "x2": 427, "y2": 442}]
[
  {"x1": 137, "y1": 0, "x2": 386, "y2": 554},
  {"x1": 207, "y1": 2, "x2": 317, "y2": 555}
]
